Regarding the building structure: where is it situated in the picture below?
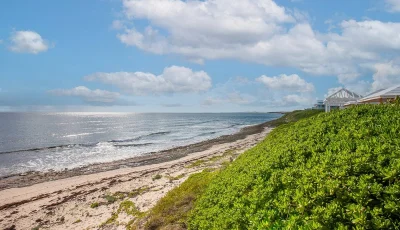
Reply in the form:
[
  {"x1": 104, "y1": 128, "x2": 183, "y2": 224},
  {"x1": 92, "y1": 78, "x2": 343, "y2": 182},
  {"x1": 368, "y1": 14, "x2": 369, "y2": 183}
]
[
  {"x1": 358, "y1": 85, "x2": 400, "y2": 104},
  {"x1": 324, "y1": 88, "x2": 363, "y2": 112}
]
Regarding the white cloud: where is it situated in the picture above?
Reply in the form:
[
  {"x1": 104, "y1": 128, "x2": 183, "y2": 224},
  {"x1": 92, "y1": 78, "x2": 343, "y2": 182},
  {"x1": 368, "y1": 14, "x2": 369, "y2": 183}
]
[
  {"x1": 256, "y1": 74, "x2": 314, "y2": 92},
  {"x1": 283, "y1": 94, "x2": 313, "y2": 106},
  {"x1": 122, "y1": 0, "x2": 294, "y2": 35},
  {"x1": 84, "y1": 66, "x2": 212, "y2": 95},
  {"x1": 9, "y1": 30, "x2": 50, "y2": 54},
  {"x1": 328, "y1": 20, "x2": 400, "y2": 57},
  {"x1": 385, "y1": 0, "x2": 400, "y2": 12},
  {"x1": 115, "y1": 0, "x2": 400, "y2": 83},
  {"x1": 345, "y1": 80, "x2": 372, "y2": 96},
  {"x1": 49, "y1": 86, "x2": 120, "y2": 103},
  {"x1": 203, "y1": 92, "x2": 254, "y2": 106},
  {"x1": 337, "y1": 73, "x2": 361, "y2": 84},
  {"x1": 111, "y1": 20, "x2": 125, "y2": 30},
  {"x1": 371, "y1": 61, "x2": 400, "y2": 91}
]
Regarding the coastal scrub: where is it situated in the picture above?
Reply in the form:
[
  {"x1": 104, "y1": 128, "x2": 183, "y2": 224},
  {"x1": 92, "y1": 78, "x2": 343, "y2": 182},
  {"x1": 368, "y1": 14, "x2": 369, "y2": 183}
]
[
  {"x1": 141, "y1": 170, "x2": 217, "y2": 229},
  {"x1": 189, "y1": 105, "x2": 400, "y2": 229}
]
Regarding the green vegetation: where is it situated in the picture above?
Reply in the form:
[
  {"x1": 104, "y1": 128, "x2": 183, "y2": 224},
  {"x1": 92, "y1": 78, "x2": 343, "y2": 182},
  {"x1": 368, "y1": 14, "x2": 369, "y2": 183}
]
[
  {"x1": 209, "y1": 149, "x2": 237, "y2": 163},
  {"x1": 186, "y1": 159, "x2": 206, "y2": 168},
  {"x1": 100, "y1": 200, "x2": 143, "y2": 228},
  {"x1": 125, "y1": 109, "x2": 322, "y2": 229},
  {"x1": 129, "y1": 186, "x2": 150, "y2": 198},
  {"x1": 72, "y1": 219, "x2": 82, "y2": 224},
  {"x1": 152, "y1": 174, "x2": 162, "y2": 181},
  {"x1": 114, "y1": 191, "x2": 128, "y2": 199},
  {"x1": 90, "y1": 202, "x2": 99, "y2": 208},
  {"x1": 101, "y1": 212, "x2": 119, "y2": 227},
  {"x1": 118, "y1": 200, "x2": 142, "y2": 217},
  {"x1": 166, "y1": 173, "x2": 186, "y2": 182},
  {"x1": 142, "y1": 170, "x2": 217, "y2": 230},
  {"x1": 104, "y1": 195, "x2": 117, "y2": 204},
  {"x1": 268, "y1": 109, "x2": 323, "y2": 127},
  {"x1": 189, "y1": 105, "x2": 400, "y2": 229}
]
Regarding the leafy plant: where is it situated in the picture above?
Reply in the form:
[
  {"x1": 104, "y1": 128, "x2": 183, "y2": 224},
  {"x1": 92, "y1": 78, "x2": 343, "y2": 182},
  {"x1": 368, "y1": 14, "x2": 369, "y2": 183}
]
[
  {"x1": 141, "y1": 170, "x2": 216, "y2": 230},
  {"x1": 186, "y1": 160, "x2": 206, "y2": 168},
  {"x1": 104, "y1": 195, "x2": 117, "y2": 204},
  {"x1": 166, "y1": 173, "x2": 186, "y2": 182},
  {"x1": 90, "y1": 202, "x2": 99, "y2": 208},
  {"x1": 129, "y1": 186, "x2": 150, "y2": 198},
  {"x1": 72, "y1": 219, "x2": 81, "y2": 224},
  {"x1": 152, "y1": 174, "x2": 162, "y2": 181},
  {"x1": 189, "y1": 105, "x2": 400, "y2": 229}
]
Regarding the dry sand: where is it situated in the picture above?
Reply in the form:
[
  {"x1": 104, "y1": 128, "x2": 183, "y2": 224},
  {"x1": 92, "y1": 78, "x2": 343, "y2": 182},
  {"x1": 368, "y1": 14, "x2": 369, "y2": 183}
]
[{"x1": 0, "y1": 127, "x2": 273, "y2": 230}]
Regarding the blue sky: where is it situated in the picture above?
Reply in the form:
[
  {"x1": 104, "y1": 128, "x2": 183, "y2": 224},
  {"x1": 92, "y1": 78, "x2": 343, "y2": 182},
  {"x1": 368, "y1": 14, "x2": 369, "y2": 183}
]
[{"x1": 1, "y1": 0, "x2": 400, "y2": 112}]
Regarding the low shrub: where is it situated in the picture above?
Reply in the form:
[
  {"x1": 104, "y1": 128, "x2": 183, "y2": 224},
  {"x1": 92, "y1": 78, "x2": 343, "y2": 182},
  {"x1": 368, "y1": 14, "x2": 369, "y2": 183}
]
[
  {"x1": 144, "y1": 170, "x2": 217, "y2": 230},
  {"x1": 104, "y1": 195, "x2": 117, "y2": 204},
  {"x1": 189, "y1": 105, "x2": 400, "y2": 229},
  {"x1": 152, "y1": 174, "x2": 162, "y2": 181}
]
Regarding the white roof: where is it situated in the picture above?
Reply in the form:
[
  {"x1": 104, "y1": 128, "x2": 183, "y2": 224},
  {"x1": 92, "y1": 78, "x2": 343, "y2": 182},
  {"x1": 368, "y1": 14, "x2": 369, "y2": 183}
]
[
  {"x1": 324, "y1": 88, "x2": 363, "y2": 104},
  {"x1": 359, "y1": 84, "x2": 400, "y2": 102}
]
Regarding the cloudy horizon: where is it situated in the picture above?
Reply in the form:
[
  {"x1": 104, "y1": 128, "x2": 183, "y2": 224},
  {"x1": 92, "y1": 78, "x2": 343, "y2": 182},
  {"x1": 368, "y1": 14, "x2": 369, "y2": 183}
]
[{"x1": 1, "y1": 0, "x2": 400, "y2": 112}]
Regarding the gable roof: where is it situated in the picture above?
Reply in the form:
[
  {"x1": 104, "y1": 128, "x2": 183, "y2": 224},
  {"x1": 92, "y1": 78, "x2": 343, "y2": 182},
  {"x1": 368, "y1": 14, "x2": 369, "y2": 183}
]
[
  {"x1": 324, "y1": 88, "x2": 363, "y2": 104},
  {"x1": 359, "y1": 84, "x2": 400, "y2": 102}
]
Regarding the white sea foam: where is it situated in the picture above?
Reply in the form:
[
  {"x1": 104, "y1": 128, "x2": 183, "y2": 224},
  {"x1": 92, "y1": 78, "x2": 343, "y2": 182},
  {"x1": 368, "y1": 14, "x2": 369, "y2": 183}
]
[{"x1": 62, "y1": 133, "x2": 93, "y2": 138}]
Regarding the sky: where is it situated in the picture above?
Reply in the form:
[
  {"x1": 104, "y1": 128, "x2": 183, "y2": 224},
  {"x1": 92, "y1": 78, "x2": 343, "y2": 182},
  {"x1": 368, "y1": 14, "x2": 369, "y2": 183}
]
[{"x1": 1, "y1": 0, "x2": 400, "y2": 112}]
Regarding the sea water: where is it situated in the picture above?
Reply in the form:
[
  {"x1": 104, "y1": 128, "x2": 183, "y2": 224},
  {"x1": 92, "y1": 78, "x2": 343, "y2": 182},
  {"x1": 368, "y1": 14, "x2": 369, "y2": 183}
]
[{"x1": 0, "y1": 112, "x2": 281, "y2": 177}]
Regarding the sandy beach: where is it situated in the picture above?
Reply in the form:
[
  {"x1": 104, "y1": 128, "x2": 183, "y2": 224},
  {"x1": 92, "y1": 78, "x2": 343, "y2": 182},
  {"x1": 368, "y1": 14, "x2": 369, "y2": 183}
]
[{"x1": 0, "y1": 124, "x2": 273, "y2": 230}]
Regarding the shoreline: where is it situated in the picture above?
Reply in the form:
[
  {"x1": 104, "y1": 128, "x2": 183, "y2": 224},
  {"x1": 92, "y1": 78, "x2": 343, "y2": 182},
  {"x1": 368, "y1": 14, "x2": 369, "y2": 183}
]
[
  {"x1": 0, "y1": 117, "x2": 279, "y2": 191},
  {"x1": 0, "y1": 124, "x2": 274, "y2": 230}
]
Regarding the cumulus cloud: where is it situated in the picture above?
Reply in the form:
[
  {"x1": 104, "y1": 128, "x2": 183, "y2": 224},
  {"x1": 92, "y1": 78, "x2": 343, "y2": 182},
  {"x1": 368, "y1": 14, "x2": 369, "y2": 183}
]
[
  {"x1": 283, "y1": 94, "x2": 313, "y2": 106},
  {"x1": 122, "y1": 0, "x2": 293, "y2": 39},
  {"x1": 49, "y1": 86, "x2": 120, "y2": 103},
  {"x1": 9, "y1": 30, "x2": 51, "y2": 54},
  {"x1": 256, "y1": 74, "x2": 314, "y2": 92},
  {"x1": 385, "y1": 0, "x2": 400, "y2": 12},
  {"x1": 115, "y1": 0, "x2": 400, "y2": 86},
  {"x1": 84, "y1": 66, "x2": 212, "y2": 95},
  {"x1": 370, "y1": 61, "x2": 400, "y2": 90}
]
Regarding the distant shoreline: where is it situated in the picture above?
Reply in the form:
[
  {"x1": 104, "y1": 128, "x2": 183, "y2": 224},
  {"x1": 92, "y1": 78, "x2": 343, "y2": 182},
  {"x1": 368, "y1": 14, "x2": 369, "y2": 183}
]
[{"x1": 0, "y1": 115, "x2": 282, "y2": 190}]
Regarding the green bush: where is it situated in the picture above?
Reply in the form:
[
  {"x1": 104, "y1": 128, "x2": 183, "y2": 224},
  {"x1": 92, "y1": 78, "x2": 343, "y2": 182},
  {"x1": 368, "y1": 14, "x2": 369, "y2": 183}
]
[
  {"x1": 90, "y1": 202, "x2": 99, "y2": 208},
  {"x1": 104, "y1": 195, "x2": 117, "y2": 204},
  {"x1": 189, "y1": 105, "x2": 400, "y2": 229},
  {"x1": 152, "y1": 174, "x2": 162, "y2": 181},
  {"x1": 144, "y1": 170, "x2": 217, "y2": 230},
  {"x1": 268, "y1": 109, "x2": 323, "y2": 127}
]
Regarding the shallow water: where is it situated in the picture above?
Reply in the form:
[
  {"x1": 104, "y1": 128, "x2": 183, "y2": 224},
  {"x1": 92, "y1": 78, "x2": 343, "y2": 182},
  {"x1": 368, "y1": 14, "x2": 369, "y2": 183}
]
[{"x1": 0, "y1": 112, "x2": 281, "y2": 176}]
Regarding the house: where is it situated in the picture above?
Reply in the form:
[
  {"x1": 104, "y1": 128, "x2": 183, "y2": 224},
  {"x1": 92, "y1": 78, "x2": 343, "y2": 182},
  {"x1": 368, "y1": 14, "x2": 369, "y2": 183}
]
[
  {"x1": 313, "y1": 100, "x2": 325, "y2": 110},
  {"x1": 358, "y1": 84, "x2": 400, "y2": 104},
  {"x1": 324, "y1": 88, "x2": 363, "y2": 112}
]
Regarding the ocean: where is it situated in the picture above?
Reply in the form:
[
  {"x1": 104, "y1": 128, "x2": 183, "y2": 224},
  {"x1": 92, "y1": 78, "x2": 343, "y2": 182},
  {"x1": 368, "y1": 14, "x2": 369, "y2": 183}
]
[{"x1": 0, "y1": 112, "x2": 281, "y2": 177}]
